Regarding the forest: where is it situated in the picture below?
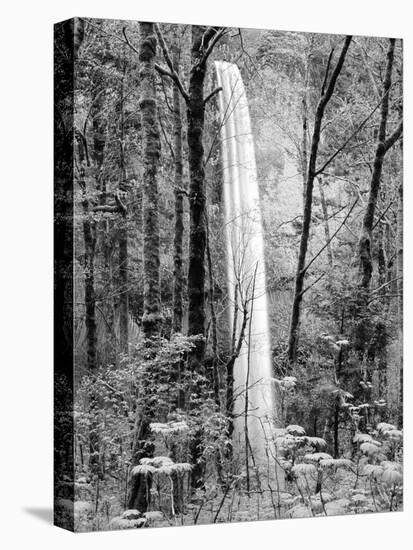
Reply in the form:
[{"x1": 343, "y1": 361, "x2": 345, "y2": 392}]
[{"x1": 54, "y1": 18, "x2": 403, "y2": 531}]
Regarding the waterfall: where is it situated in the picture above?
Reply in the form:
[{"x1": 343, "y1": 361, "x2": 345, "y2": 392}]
[{"x1": 215, "y1": 61, "x2": 279, "y2": 464}]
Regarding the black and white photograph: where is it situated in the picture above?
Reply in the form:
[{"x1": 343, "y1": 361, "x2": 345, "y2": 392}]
[
  {"x1": 1, "y1": 1, "x2": 410, "y2": 548},
  {"x1": 55, "y1": 17, "x2": 403, "y2": 532}
]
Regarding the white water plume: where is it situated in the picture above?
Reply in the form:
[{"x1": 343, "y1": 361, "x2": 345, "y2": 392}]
[{"x1": 215, "y1": 61, "x2": 280, "y2": 464}]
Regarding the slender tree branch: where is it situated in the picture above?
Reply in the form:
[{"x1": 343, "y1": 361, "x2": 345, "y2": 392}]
[
  {"x1": 321, "y1": 48, "x2": 335, "y2": 96},
  {"x1": 154, "y1": 63, "x2": 174, "y2": 79},
  {"x1": 199, "y1": 27, "x2": 227, "y2": 66},
  {"x1": 370, "y1": 276, "x2": 402, "y2": 295},
  {"x1": 155, "y1": 64, "x2": 189, "y2": 103},
  {"x1": 154, "y1": 24, "x2": 189, "y2": 102},
  {"x1": 314, "y1": 88, "x2": 390, "y2": 177},
  {"x1": 154, "y1": 24, "x2": 176, "y2": 73},
  {"x1": 383, "y1": 121, "x2": 403, "y2": 153},
  {"x1": 200, "y1": 27, "x2": 216, "y2": 49},
  {"x1": 122, "y1": 27, "x2": 140, "y2": 56},
  {"x1": 204, "y1": 86, "x2": 223, "y2": 105},
  {"x1": 158, "y1": 112, "x2": 175, "y2": 160},
  {"x1": 302, "y1": 199, "x2": 358, "y2": 276},
  {"x1": 372, "y1": 199, "x2": 395, "y2": 231},
  {"x1": 300, "y1": 272, "x2": 326, "y2": 298}
]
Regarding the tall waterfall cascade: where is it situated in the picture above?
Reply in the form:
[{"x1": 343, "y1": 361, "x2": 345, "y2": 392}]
[{"x1": 215, "y1": 61, "x2": 280, "y2": 464}]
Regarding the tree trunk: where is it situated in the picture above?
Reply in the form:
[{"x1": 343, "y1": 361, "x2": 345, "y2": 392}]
[
  {"x1": 153, "y1": 23, "x2": 225, "y2": 491},
  {"x1": 172, "y1": 39, "x2": 185, "y2": 334},
  {"x1": 154, "y1": 24, "x2": 224, "y2": 356},
  {"x1": 287, "y1": 36, "x2": 352, "y2": 363},
  {"x1": 186, "y1": 25, "x2": 209, "y2": 362},
  {"x1": 83, "y1": 215, "x2": 97, "y2": 371},
  {"x1": 91, "y1": 82, "x2": 110, "y2": 360},
  {"x1": 127, "y1": 22, "x2": 162, "y2": 514},
  {"x1": 118, "y1": 218, "x2": 128, "y2": 352},
  {"x1": 358, "y1": 39, "x2": 396, "y2": 292},
  {"x1": 353, "y1": 39, "x2": 402, "y2": 354},
  {"x1": 77, "y1": 139, "x2": 97, "y2": 371},
  {"x1": 119, "y1": 64, "x2": 129, "y2": 353},
  {"x1": 396, "y1": 181, "x2": 403, "y2": 425},
  {"x1": 301, "y1": 54, "x2": 309, "y2": 206},
  {"x1": 139, "y1": 23, "x2": 162, "y2": 338},
  {"x1": 127, "y1": 415, "x2": 155, "y2": 511}
]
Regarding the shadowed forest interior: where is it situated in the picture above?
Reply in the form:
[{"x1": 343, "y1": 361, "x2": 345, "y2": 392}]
[{"x1": 54, "y1": 18, "x2": 403, "y2": 531}]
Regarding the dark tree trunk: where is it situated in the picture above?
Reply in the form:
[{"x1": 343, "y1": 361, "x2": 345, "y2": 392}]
[
  {"x1": 91, "y1": 82, "x2": 109, "y2": 359},
  {"x1": 287, "y1": 36, "x2": 352, "y2": 364},
  {"x1": 153, "y1": 22, "x2": 225, "y2": 492},
  {"x1": 185, "y1": 28, "x2": 224, "y2": 489},
  {"x1": 139, "y1": 22, "x2": 162, "y2": 338},
  {"x1": 83, "y1": 219, "x2": 97, "y2": 371},
  {"x1": 301, "y1": 56, "x2": 309, "y2": 206},
  {"x1": 118, "y1": 65, "x2": 129, "y2": 353},
  {"x1": 396, "y1": 181, "x2": 403, "y2": 425},
  {"x1": 118, "y1": 223, "x2": 128, "y2": 352},
  {"x1": 88, "y1": 35, "x2": 116, "y2": 363},
  {"x1": 172, "y1": 39, "x2": 185, "y2": 334},
  {"x1": 77, "y1": 138, "x2": 97, "y2": 372},
  {"x1": 127, "y1": 415, "x2": 155, "y2": 511},
  {"x1": 127, "y1": 22, "x2": 162, "y2": 514},
  {"x1": 92, "y1": 93, "x2": 107, "y2": 204},
  {"x1": 353, "y1": 39, "x2": 402, "y2": 353},
  {"x1": 186, "y1": 25, "x2": 209, "y2": 362},
  {"x1": 358, "y1": 39, "x2": 396, "y2": 293},
  {"x1": 154, "y1": 24, "x2": 224, "y2": 357}
]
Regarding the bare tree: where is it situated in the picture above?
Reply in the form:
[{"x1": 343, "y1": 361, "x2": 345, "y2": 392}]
[
  {"x1": 357, "y1": 39, "x2": 402, "y2": 292},
  {"x1": 352, "y1": 38, "x2": 402, "y2": 354},
  {"x1": 288, "y1": 36, "x2": 352, "y2": 363}
]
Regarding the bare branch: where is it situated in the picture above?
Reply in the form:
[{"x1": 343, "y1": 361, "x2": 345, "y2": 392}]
[
  {"x1": 383, "y1": 121, "x2": 403, "y2": 153},
  {"x1": 372, "y1": 198, "x2": 395, "y2": 231},
  {"x1": 158, "y1": 112, "x2": 175, "y2": 160},
  {"x1": 320, "y1": 36, "x2": 352, "y2": 108},
  {"x1": 154, "y1": 24, "x2": 189, "y2": 102},
  {"x1": 370, "y1": 276, "x2": 402, "y2": 295},
  {"x1": 154, "y1": 63, "x2": 174, "y2": 79},
  {"x1": 302, "y1": 199, "x2": 358, "y2": 276},
  {"x1": 122, "y1": 26, "x2": 139, "y2": 56},
  {"x1": 300, "y1": 272, "x2": 326, "y2": 298},
  {"x1": 154, "y1": 24, "x2": 175, "y2": 73},
  {"x1": 154, "y1": 63, "x2": 189, "y2": 103},
  {"x1": 314, "y1": 87, "x2": 391, "y2": 177},
  {"x1": 199, "y1": 27, "x2": 227, "y2": 66},
  {"x1": 321, "y1": 48, "x2": 335, "y2": 96},
  {"x1": 204, "y1": 86, "x2": 223, "y2": 105}
]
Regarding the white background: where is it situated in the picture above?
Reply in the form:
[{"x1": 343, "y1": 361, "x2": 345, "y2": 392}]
[{"x1": 0, "y1": 0, "x2": 411, "y2": 547}]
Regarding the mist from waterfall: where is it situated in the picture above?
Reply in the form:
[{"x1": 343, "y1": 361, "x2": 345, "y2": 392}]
[{"x1": 215, "y1": 61, "x2": 279, "y2": 463}]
